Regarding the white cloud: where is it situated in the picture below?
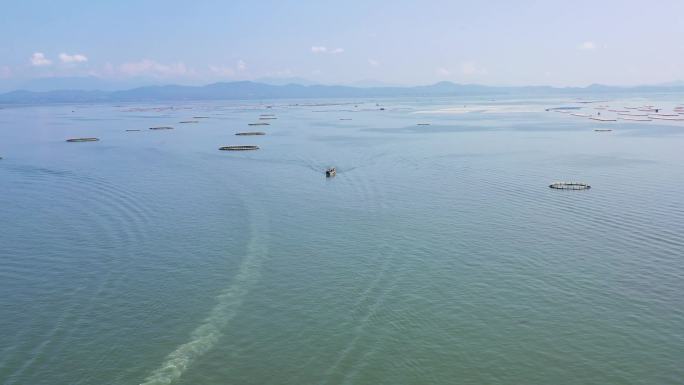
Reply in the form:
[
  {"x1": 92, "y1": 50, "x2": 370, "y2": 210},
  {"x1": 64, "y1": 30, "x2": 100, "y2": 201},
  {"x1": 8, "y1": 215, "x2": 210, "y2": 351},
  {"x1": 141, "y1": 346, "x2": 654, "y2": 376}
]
[
  {"x1": 59, "y1": 53, "x2": 88, "y2": 63},
  {"x1": 119, "y1": 59, "x2": 192, "y2": 78},
  {"x1": 30, "y1": 52, "x2": 52, "y2": 66},
  {"x1": 578, "y1": 41, "x2": 596, "y2": 50},
  {"x1": 311, "y1": 46, "x2": 344, "y2": 55},
  {"x1": 368, "y1": 58, "x2": 380, "y2": 67},
  {"x1": 237, "y1": 59, "x2": 247, "y2": 71},
  {"x1": 0, "y1": 66, "x2": 11, "y2": 78},
  {"x1": 461, "y1": 61, "x2": 488, "y2": 76},
  {"x1": 437, "y1": 67, "x2": 451, "y2": 76},
  {"x1": 209, "y1": 65, "x2": 235, "y2": 77}
]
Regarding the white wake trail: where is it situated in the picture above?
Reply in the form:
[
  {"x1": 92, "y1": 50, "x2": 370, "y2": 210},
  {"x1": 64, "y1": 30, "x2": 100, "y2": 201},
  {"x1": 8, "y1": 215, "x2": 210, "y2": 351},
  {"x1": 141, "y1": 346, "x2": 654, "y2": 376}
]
[{"x1": 140, "y1": 201, "x2": 268, "y2": 385}]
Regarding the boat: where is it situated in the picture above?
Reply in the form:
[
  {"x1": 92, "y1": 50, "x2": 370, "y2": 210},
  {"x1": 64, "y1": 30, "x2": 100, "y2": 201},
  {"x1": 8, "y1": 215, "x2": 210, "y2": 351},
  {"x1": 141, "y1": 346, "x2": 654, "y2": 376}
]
[
  {"x1": 219, "y1": 145, "x2": 260, "y2": 151},
  {"x1": 417, "y1": 123, "x2": 431, "y2": 126},
  {"x1": 66, "y1": 137, "x2": 99, "y2": 142},
  {"x1": 594, "y1": 129, "x2": 612, "y2": 132},
  {"x1": 149, "y1": 126, "x2": 174, "y2": 130},
  {"x1": 179, "y1": 120, "x2": 199, "y2": 124},
  {"x1": 125, "y1": 129, "x2": 141, "y2": 132},
  {"x1": 325, "y1": 167, "x2": 336, "y2": 177},
  {"x1": 248, "y1": 122, "x2": 270, "y2": 126},
  {"x1": 259, "y1": 117, "x2": 277, "y2": 120},
  {"x1": 235, "y1": 132, "x2": 265, "y2": 136}
]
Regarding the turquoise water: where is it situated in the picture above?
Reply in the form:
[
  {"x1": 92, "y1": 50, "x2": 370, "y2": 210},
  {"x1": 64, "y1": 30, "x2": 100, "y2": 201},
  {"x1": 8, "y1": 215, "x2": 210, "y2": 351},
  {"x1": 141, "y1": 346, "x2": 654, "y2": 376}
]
[{"x1": 1, "y1": 96, "x2": 683, "y2": 385}]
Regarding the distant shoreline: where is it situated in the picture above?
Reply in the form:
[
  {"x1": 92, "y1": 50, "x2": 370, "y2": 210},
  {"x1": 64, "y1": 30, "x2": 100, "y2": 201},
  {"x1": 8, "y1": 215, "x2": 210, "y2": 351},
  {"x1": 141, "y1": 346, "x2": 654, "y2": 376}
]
[{"x1": 2, "y1": 80, "x2": 684, "y2": 105}]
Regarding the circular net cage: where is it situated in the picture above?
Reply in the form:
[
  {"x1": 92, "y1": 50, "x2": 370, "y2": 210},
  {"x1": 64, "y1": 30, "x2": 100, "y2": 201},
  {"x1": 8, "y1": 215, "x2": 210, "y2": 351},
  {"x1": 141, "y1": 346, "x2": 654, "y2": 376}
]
[{"x1": 549, "y1": 182, "x2": 591, "y2": 190}]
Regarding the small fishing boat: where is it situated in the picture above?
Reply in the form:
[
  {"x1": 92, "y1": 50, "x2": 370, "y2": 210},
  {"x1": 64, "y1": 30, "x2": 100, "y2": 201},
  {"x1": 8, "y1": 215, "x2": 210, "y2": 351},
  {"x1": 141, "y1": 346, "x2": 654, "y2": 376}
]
[
  {"x1": 125, "y1": 129, "x2": 141, "y2": 132},
  {"x1": 417, "y1": 123, "x2": 431, "y2": 126},
  {"x1": 149, "y1": 126, "x2": 174, "y2": 130},
  {"x1": 594, "y1": 129, "x2": 612, "y2": 132},
  {"x1": 325, "y1": 167, "x2": 336, "y2": 177},
  {"x1": 66, "y1": 137, "x2": 99, "y2": 142},
  {"x1": 235, "y1": 132, "x2": 265, "y2": 136},
  {"x1": 179, "y1": 120, "x2": 199, "y2": 124},
  {"x1": 248, "y1": 122, "x2": 270, "y2": 126},
  {"x1": 219, "y1": 145, "x2": 260, "y2": 151}
]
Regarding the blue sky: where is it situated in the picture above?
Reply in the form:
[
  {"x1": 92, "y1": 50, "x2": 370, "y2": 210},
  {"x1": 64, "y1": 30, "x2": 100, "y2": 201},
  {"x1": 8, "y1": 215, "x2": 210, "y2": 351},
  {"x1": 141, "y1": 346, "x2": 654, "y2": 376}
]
[{"x1": 1, "y1": 0, "x2": 684, "y2": 89}]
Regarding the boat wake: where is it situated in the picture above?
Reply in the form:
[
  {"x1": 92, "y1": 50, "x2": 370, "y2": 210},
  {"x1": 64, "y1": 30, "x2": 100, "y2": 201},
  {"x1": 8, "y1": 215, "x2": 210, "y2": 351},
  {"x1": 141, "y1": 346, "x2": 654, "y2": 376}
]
[{"x1": 139, "y1": 196, "x2": 268, "y2": 385}]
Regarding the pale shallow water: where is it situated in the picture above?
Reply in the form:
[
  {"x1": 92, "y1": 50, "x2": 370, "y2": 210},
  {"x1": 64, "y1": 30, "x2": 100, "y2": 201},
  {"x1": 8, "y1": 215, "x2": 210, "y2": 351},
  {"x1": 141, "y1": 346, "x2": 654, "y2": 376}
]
[{"x1": 1, "y1": 96, "x2": 683, "y2": 385}]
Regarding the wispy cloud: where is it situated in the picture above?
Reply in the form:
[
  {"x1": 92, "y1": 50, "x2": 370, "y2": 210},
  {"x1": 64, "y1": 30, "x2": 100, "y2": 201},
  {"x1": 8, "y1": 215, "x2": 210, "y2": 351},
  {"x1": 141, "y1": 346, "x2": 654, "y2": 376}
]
[
  {"x1": 209, "y1": 65, "x2": 235, "y2": 77},
  {"x1": 59, "y1": 53, "x2": 88, "y2": 63},
  {"x1": 209, "y1": 60, "x2": 247, "y2": 77},
  {"x1": 578, "y1": 41, "x2": 596, "y2": 50},
  {"x1": 0, "y1": 65, "x2": 11, "y2": 78},
  {"x1": 119, "y1": 59, "x2": 192, "y2": 78},
  {"x1": 368, "y1": 58, "x2": 380, "y2": 67},
  {"x1": 437, "y1": 67, "x2": 451, "y2": 76},
  {"x1": 461, "y1": 61, "x2": 488, "y2": 76},
  {"x1": 311, "y1": 46, "x2": 344, "y2": 55},
  {"x1": 30, "y1": 52, "x2": 52, "y2": 66}
]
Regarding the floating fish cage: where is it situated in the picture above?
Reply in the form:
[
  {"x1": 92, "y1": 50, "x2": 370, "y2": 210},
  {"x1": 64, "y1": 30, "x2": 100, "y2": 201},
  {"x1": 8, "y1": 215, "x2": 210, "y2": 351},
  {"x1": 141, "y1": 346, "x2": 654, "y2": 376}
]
[
  {"x1": 235, "y1": 132, "x2": 265, "y2": 136},
  {"x1": 219, "y1": 145, "x2": 260, "y2": 151},
  {"x1": 66, "y1": 137, "x2": 99, "y2": 142},
  {"x1": 549, "y1": 182, "x2": 591, "y2": 190}
]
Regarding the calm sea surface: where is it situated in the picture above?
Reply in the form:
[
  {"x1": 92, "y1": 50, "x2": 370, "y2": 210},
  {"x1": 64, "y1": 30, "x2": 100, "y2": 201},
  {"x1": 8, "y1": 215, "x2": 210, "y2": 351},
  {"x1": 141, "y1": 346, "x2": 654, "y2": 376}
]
[{"x1": 1, "y1": 96, "x2": 683, "y2": 385}]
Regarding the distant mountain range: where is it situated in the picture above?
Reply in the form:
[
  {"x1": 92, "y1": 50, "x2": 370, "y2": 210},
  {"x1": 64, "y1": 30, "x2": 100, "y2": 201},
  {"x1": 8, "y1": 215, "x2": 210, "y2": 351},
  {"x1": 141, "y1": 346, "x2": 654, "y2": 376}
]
[{"x1": 1, "y1": 80, "x2": 684, "y2": 104}]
